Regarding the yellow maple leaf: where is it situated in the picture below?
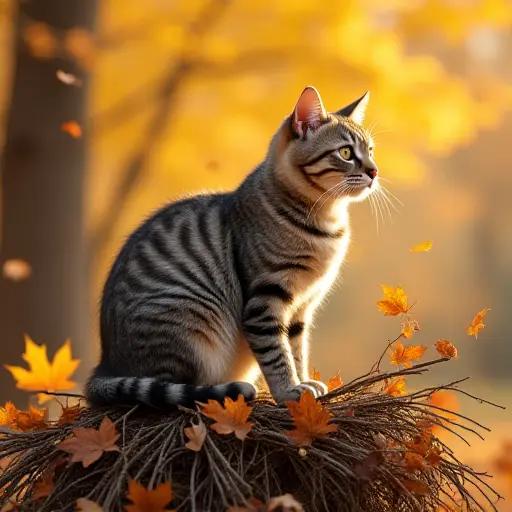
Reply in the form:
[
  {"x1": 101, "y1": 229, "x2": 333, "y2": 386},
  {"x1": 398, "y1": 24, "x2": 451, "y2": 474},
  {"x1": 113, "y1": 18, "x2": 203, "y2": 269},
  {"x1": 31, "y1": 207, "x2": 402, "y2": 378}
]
[
  {"x1": 384, "y1": 377, "x2": 407, "y2": 397},
  {"x1": 4, "y1": 335, "x2": 80, "y2": 404},
  {"x1": 377, "y1": 285, "x2": 409, "y2": 316},
  {"x1": 388, "y1": 342, "x2": 426, "y2": 368},
  {"x1": 467, "y1": 308, "x2": 491, "y2": 338},
  {"x1": 409, "y1": 240, "x2": 433, "y2": 252}
]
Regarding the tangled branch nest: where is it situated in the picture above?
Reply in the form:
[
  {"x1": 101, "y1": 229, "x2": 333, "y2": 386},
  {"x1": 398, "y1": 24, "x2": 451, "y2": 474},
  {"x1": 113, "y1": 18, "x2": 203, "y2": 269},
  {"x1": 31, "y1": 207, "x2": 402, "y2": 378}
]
[{"x1": 0, "y1": 358, "x2": 503, "y2": 512}]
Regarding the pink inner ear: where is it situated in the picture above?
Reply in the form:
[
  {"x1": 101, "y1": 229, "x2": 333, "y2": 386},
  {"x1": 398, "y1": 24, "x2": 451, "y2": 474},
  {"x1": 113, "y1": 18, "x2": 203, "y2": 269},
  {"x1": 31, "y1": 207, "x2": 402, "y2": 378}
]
[{"x1": 293, "y1": 86, "x2": 327, "y2": 138}]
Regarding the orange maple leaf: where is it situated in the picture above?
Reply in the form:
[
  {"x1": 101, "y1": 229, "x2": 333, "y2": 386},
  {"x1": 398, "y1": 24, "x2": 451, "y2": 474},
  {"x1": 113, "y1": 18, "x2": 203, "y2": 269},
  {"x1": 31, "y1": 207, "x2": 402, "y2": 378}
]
[
  {"x1": 184, "y1": 421, "x2": 207, "y2": 452},
  {"x1": 76, "y1": 498, "x2": 104, "y2": 512},
  {"x1": 309, "y1": 368, "x2": 321, "y2": 381},
  {"x1": 403, "y1": 452, "x2": 425, "y2": 473},
  {"x1": 377, "y1": 285, "x2": 409, "y2": 316},
  {"x1": 401, "y1": 319, "x2": 420, "y2": 340},
  {"x1": 58, "y1": 403, "x2": 82, "y2": 424},
  {"x1": 406, "y1": 425, "x2": 433, "y2": 457},
  {"x1": 384, "y1": 377, "x2": 407, "y2": 397},
  {"x1": 0, "y1": 401, "x2": 47, "y2": 431},
  {"x1": 467, "y1": 308, "x2": 490, "y2": 338},
  {"x1": 57, "y1": 416, "x2": 120, "y2": 468},
  {"x1": 409, "y1": 241, "x2": 433, "y2": 253},
  {"x1": 435, "y1": 339, "x2": 458, "y2": 359},
  {"x1": 285, "y1": 390, "x2": 337, "y2": 446},
  {"x1": 199, "y1": 395, "x2": 253, "y2": 441},
  {"x1": 327, "y1": 373, "x2": 343, "y2": 392},
  {"x1": 4, "y1": 336, "x2": 80, "y2": 404},
  {"x1": 125, "y1": 480, "x2": 174, "y2": 512},
  {"x1": 388, "y1": 342, "x2": 426, "y2": 368},
  {"x1": 61, "y1": 121, "x2": 82, "y2": 138},
  {"x1": 425, "y1": 447, "x2": 443, "y2": 467}
]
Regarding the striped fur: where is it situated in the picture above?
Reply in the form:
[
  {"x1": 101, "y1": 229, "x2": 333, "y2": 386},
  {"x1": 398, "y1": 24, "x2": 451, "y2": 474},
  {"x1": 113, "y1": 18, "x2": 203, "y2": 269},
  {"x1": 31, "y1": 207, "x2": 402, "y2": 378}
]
[{"x1": 85, "y1": 86, "x2": 378, "y2": 408}]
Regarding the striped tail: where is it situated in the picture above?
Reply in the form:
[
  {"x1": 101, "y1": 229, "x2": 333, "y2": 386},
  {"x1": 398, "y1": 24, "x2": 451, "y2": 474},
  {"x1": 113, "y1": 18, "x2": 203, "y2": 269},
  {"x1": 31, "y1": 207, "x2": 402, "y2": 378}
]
[{"x1": 84, "y1": 375, "x2": 257, "y2": 409}]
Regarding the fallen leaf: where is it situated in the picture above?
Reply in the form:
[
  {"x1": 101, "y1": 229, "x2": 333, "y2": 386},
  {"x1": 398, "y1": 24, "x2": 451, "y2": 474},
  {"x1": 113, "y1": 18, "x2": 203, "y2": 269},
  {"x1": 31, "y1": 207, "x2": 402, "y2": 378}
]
[
  {"x1": 4, "y1": 336, "x2": 80, "y2": 404},
  {"x1": 61, "y1": 121, "x2": 83, "y2": 139},
  {"x1": 33, "y1": 469, "x2": 54, "y2": 500},
  {"x1": 410, "y1": 241, "x2": 433, "y2": 252},
  {"x1": 285, "y1": 390, "x2": 337, "y2": 446},
  {"x1": 199, "y1": 395, "x2": 253, "y2": 441},
  {"x1": 267, "y1": 493, "x2": 304, "y2": 511},
  {"x1": 327, "y1": 373, "x2": 343, "y2": 392},
  {"x1": 406, "y1": 427, "x2": 432, "y2": 457},
  {"x1": 435, "y1": 339, "x2": 458, "y2": 359},
  {"x1": 58, "y1": 403, "x2": 83, "y2": 424},
  {"x1": 184, "y1": 421, "x2": 207, "y2": 452},
  {"x1": 58, "y1": 416, "x2": 120, "y2": 468},
  {"x1": 388, "y1": 342, "x2": 426, "y2": 368},
  {"x1": 354, "y1": 451, "x2": 383, "y2": 480},
  {"x1": 400, "y1": 478, "x2": 429, "y2": 496},
  {"x1": 56, "y1": 70, "x2": 82, "y2": 86},
  {"x1": 22, "y1": 22, "x2": 57, "y2": 59},
  {"x1": 76, "y1": 498, "x2": 104, "y2": 512},
  {"x1": 377, "y1": 285, "x2": 410, "y2": 316},
  {"x1": 0, "y1": 402, "x2": 48, "y2": 431},
  {"x1": 125, "y1": 480, "x2": 174, "y2": 512},
  {"x1": 467, "y1": 308, "x2": 490, "y2": 338},
  {"x1": 2, "y1": 259, "x2": 32, "y2": 281},
  {"x1": 384, "y1": 377, "x2": 407, "y2": 397}
]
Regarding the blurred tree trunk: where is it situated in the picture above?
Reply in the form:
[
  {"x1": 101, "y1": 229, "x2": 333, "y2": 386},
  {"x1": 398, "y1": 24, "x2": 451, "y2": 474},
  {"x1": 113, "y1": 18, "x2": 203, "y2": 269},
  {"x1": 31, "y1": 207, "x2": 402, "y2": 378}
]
[{"x1": 0, "y1": 0, "x2": 97, "y2": 405}]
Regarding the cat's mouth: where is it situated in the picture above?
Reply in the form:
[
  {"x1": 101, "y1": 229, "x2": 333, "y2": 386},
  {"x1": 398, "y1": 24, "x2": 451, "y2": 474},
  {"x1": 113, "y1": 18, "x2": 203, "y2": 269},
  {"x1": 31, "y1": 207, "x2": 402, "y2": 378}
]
[{"x1": 340, "y1": 175, "x2": 377, "y2": 201}]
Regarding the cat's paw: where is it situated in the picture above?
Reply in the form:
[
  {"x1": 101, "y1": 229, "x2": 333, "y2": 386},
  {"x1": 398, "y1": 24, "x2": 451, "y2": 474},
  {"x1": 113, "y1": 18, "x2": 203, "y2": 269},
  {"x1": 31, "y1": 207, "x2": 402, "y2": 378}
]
[{"x1": 276, "y1": 380, "x2": 327, "y2": 404}]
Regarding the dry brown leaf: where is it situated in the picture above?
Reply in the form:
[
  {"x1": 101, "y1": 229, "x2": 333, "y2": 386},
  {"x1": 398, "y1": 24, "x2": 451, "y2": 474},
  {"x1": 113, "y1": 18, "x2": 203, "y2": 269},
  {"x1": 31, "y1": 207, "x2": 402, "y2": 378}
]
[
  {"x1": 388, "y1": 342, "x2": 426, "y2": 368},
  {"x1": 61, "y1": 121, "x2": 83, "y2": 139},
  {"x1": 184, "y1": 421, "x2": 207, "y2": 452},
  {"x1": 467, "y1": 308, "x2": 490, "y2": 338},
  {"x1": 2, "y1": 259, "x2": 32, "y2": 281},
  {"x1": 125, "y1": 479, "x2": 174, "y2": 512},
  {"x1": 403, "y1": 452, "x2": 425, "y2": 473},
  {"x1": 199, "y1": 395, "x2": 253, "y2": 441},
  {"x1": 58, "y1": 416, "x2": 120, "y2": 468},
  {"x1": 267, "y1": 493, "x2": 304, "y2": 511},
  {"x1": 410, "y1": 240, "x2": 433, "y2": 252},
  {"x1": 377, "y1": 285, "x2": 409, "y2": 316},
  {"x1": 285, "y1": 390, "x2": 337, "y2": 446},
  {"x1": 435, "y1": 339, "x2": 458, "y2": 359},
  {"x1": 58, "y1": 403, "x2": 83, "y2": 424},
  {"x1": 327, "y1": 373, "x2": 343, "y2": 392},
  {"x1": 76, "y1": 498, "x2": 104, "y2": 512}
]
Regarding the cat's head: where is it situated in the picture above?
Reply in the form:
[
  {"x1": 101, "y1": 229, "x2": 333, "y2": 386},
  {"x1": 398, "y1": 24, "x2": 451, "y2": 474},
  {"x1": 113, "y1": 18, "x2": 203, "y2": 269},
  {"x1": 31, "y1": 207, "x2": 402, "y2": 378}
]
[{"x1": 273, "y1": 86, "x2": 377, "y2": 204}]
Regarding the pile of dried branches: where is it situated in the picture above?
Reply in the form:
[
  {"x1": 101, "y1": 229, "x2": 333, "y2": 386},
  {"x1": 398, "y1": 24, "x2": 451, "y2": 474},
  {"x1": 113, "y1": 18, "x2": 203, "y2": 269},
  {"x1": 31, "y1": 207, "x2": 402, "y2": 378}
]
[{"x1": 0, "y1": 358, "x2": 502, "y2": 512}]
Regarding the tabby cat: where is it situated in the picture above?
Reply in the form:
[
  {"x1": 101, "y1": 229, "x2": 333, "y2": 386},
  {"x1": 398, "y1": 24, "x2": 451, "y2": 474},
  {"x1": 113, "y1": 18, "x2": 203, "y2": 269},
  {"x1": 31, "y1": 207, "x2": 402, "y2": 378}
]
[{"x1": 85, "y1": 86, "x2": 378, "y2": 408}]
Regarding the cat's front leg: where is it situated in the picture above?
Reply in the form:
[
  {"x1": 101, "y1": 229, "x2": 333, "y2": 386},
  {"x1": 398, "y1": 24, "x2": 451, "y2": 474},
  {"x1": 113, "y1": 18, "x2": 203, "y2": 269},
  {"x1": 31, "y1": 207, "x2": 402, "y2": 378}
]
[
  {"x1": 288, "y1": 305, "x2": 328, "y2": 397},
  {"x1": 242, "y1": 288, "x2": 324, "y2": 404}
]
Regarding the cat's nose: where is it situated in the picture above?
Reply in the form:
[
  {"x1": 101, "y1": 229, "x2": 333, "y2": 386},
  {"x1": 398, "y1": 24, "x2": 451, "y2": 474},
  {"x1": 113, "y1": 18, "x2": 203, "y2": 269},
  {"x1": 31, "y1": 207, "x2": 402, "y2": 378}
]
[{"x1": 364, "y1": 166, "x2": 378, "y2": 180}]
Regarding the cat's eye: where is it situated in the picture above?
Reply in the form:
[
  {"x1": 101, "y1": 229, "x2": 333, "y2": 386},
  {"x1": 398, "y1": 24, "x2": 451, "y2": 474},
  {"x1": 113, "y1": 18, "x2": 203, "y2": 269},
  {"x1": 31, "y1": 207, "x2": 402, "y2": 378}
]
[{"x1": 339, "y1": 147, "x2": 353, "y2": 160}]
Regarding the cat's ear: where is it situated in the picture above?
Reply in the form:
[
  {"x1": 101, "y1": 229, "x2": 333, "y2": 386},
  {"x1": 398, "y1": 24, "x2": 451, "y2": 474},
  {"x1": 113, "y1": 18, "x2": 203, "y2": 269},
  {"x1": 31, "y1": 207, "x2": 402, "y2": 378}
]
[
  {"x1": 336, "y1": 91, "x2": 370, "y2": 125},
  {"x1": 291, "y1": 86, "x2": 328, "y2": 139}
]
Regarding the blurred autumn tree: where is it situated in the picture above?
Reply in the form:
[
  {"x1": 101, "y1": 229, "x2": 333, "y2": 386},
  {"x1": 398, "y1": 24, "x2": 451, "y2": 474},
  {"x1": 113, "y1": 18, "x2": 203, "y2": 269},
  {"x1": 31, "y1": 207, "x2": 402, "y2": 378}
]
[{"x1": 1, "y1": 0, "x2": 512, "y2": 402}]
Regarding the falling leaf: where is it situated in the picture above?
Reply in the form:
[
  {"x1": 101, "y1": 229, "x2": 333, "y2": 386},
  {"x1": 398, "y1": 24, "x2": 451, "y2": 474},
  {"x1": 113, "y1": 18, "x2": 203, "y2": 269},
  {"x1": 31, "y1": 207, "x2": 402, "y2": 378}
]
[
  {"x1": 184, "y1": 421, "x2": 207, "y2": 452},
  {"x1": 467, "y1": 308, "x2": 491, "y2": 338},
  {"x1": 388, "y1": 342, "x2": 427, "y2": 368},
  {"x1": 199, "y1": 395, "x2": 253, "y2": 441},
  {"x1": 401, "y1": 323, "x2": 414, "y2": 339},
  {"x1": 33, "y1": 469, "x2": 54, "y2": 500},
  {"x1": 56, "y1": 70, "x2": 82, "y2": 86},
  {"x1": 2, "y1": 259, "x2": 32, "y2": 281},
  {"x1": 76, "y1": 498, "x2": 104, "y2": 512},
  {"x1": 58, "y1": 416, "x2": 120, "y2": 468},
  {"x1": 377, "y1": 285, "x2": 409, "y2": 316},
  {"x1": 309, "y1": 368, "x2": 321, "y2": 381},
  {"x1": 4, "y1": 336, "x2": 79, "y2": 404},
  {"x1": 354, "y1": 451, "x2": 383, "y2": 480},
  {"x1": 125, "y1": 480, "x2": 174, "y2": 512},
  {"x1": 0, "y1": 402, "x2": 48, "y2": 432},
  {"x1": 384, "y1": 377, "x2": 407, "y2": 397},
  {"x1": 267, "y1": 494, "x2": 304, "y2": 511},
  {"x1": 327, "y1": 373, "x2": 343, "y2": 392},
  {"x1": 410, "y1": 241, "x2": 433, "y2": 252},
  {"x1": 435, "y1": 339, "x2": 458, "y2": 359},
  {"x1": 400, "y1": 478, "x2": 429, "y2": 496},
  {"x1": 22, "y1": 22, "x2": 57, "y2": 59},
  {"x1": 61, "y1": 121, "x2": 83, "y2": 139},
  {"x1": 58, "y1": 403, "x2": 82, "y2": 424},
  {"x1": 285, "y1": 390, "x2": 337, "y2": 446}
]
